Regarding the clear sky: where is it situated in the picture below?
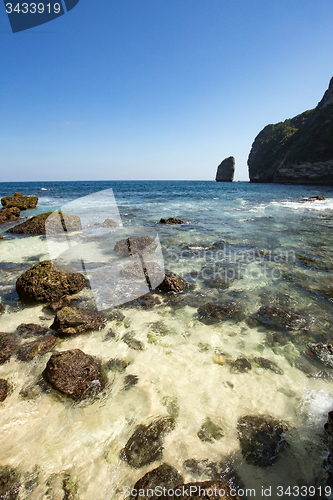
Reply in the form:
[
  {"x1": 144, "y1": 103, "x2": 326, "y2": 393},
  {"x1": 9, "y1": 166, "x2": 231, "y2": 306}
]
[{"x1": 1, "y1": 0, "x2": 333, "y2": 181}]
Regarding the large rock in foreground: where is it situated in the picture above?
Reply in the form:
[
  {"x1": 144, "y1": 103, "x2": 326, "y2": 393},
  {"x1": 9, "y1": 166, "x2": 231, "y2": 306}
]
[
  {"x1": 120, "y1": 417, "x2": 176, "y2": 468},
  {"x1": 1, "y1": 193, "x2": 38, "y2": 210},
  {"x1": 248, "y1": 77, "x2": 333, "y2": 184},
  {"x1": 51, "y1": 307, "x2": 106, "y2": 336},
  {"x1": 237, "y1": 415, "x2": 288, "y2": 467},
  {"x1": 16, "y1": 261, "x2": 87, "y2": 303},
  {"x1": 215, "y1": 156, "x2": 235, "y2": 182},
  {"x1": 43, "y1": 349, "x2": 105, "y2": 400},
  {"x1": 8, "y1": 212, "x2": 81, "y2": 235}
]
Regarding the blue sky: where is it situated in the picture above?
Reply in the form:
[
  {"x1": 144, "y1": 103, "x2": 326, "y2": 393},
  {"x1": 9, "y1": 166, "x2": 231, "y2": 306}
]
[{"x1": 0, "y1": 0, "x2": 333, "y2": 181}]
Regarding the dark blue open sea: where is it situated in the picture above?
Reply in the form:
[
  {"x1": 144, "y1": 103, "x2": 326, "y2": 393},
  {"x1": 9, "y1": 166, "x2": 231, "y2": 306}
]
[{"x1": 1, "y1": 180, "x2": 333, "y2": 499}]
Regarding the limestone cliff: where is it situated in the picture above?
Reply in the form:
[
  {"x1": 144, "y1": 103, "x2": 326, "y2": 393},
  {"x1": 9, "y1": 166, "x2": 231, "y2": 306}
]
[
  {"x1": 216, "y1": 156, "x2": 235, "y2": 182},
  {"x1": 248, "y1": 78, "x2": 333, "y2": 184}
]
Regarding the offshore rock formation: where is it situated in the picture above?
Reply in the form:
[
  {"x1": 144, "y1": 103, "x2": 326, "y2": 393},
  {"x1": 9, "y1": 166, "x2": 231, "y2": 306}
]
[
  {"x1": 1, "y1": 192, "x2": 38, "y2": 210},
  {"x1": 248, "y1": 77, "x2": 333, "y2": 184},
  {"x1": 215, "y1": 156, "x2": 235, "y2": 182}
]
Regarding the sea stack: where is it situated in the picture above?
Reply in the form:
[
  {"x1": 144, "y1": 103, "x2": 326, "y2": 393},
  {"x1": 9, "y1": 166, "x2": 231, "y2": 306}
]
[
  {"x1": 215, "y1": 156, "x2": 235, "y2": 182},
  {"x1": 248, "y1": 77, "x2": 333, "y2": 185}
]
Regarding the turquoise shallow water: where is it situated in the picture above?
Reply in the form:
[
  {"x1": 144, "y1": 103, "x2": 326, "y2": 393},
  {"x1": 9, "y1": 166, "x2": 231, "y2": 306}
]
[{"x1": 1, "y1": 181, "x2": 333, "y2": 499}]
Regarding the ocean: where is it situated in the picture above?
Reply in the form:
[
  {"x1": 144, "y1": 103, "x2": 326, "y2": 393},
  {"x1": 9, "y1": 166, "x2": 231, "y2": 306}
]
[{"x1": 1, "y1": 180, "x2": 333, "y2": 499}]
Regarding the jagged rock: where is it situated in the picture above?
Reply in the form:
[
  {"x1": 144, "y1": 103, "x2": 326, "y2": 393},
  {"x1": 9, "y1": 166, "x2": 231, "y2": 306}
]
[
  {"x1": 17, "y1": 334, "x2": 59, "y2": 362},
  {"x1": 252, "y1": 357, "x2": 284, "y2": 375},
  {"x1": 7, "y1": 212, "x2": 81, "y2": 235},
  {"x1": 1, "y1": 193, "x2": 38, "y2": 210},
  {"x1": 48, "y1": 295, "x2": 82, "y2": 312},
  {"x1": 114, "y1": 236, "x2": 157, "y2": 257},
  {"x1": 130, "y1": 463, "x2": 183, "y2": 500},
  {"x1": 43, "y1": 349, "x2": 105, "y2": 401},
  {"x1": 237, "y1": 415, "x2": 288, "y2": 467},
  {"x1": 227, "y1": 357, "x2": 252, "y2": 373},
  {"x1": 197, "y1": 418, "x2": 224, "y2": 442},
  {"x1": 215, "y1": 156, "x2": 235, "y2": 182},
  {"x1": 0, "y1": 333, "x2": 19, "y2": 364},
  {"x1": 120, "y1": 417, "x2": 176, "y2": 468},
  {"x1": 122, "y1": 332, "x2": 144, "y2": 350},
  {"x1": 157, "y1": 273, "x2": 184, "y2": 293},
  {"x1": 302, "y1": 195, "x2": 325, "y2": 201},
  {"x1": 51, "y1": 306, "x2": 106, "y2": 336},
  {"x1": 16, "y1": 323, "x2": 53, "y2": 338},
  {"x1": 159, "y1": 218, "x2": 185, "y2": 224},
  {"x1": 248, "y1": 77, "x2": 333, "y2": 185},
  {"x1": 248, "y1": 305, "x2": 306, "y2": 331},
  {"x1": 197, "y1": 302, "x2": 241, "y2": 324},
  {"x1": 0, "y1": 379, "x2": 9, "y2": 402},
  {"x1": 16, "y1": 261, "x2": 87, "y2": 303},
  {"x1": 164, "y1": 481, "x2": 242, "y2": 499},
  {"x1": 0, "y1": 207, "x2": 20, "y2": 224},
  {"x1": 0, "y1": 466, "x2": 21, "y2": 499}
]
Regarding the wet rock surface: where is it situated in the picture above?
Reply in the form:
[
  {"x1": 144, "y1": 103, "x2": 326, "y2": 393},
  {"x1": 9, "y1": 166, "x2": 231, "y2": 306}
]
[
  {"x1": 16, "y1": 261, "x2": 87, "y2": 303},
  {"x1": 104, "y1": 358, "x2": 129, "y2": 372},
  {"x1": 0, "y1": 378, "x2": 9, "y2": 402},
  {"x1": 17, "y1": 334, "x2": 59, "y2": 362},
  {"x1": 302, "y1": 195, "x2": 325, "y2": 201},
  {"x1": 159, "y1": 218, "x2": 185, "y2": 224},
  {"x1": 43, "y1": 349, "x2": 105, "y2": 401},
  {"x1": 197, "y1": 302, "x2": 241, "y2": 324},
  {"x1": 248, "y1": 305, "x2": 306, "y2": 331},
  {"x1": 48, "y1": 295, "x2": 83, "y2": 312},
  {"x1": 114, "y1": 236, "x2": 157, "y2": 257},
  {"x1": 227, "y1": 358, "x2": 252, "y2": 373},
  {"x1": 237, "y1": 415, "x2": 289, "y2": 467},
  {"x1": 197, "y1": 418, "x2": 224, "y2": 442},
  {"x1": 51, "y1": 306, "x2": 106, "y2": 336},
  {"x1": 7, "y1": 212, "x2": 81, "y2": 235},
  {"x1": 120, "y1": 416, "x2": 176, "y2": 468},
  {"x1": 0, "y1": 466, "x2": 21, "y2": 499},
  {"x1": 0, "y1": 333, "x2": 19, "y2": 364},
  {"x1": 130, "y1": 463, "x2": 184, "y2": 500},
  {"x1": 16, "y1": 323, "x2": 53, "y2": 338},
  {"x1": 1, "y1": 193, "x2": 38, "y2": 210},
  {"x1": 157, "y1": 272, "x2": 185, "y2": 293},
  {"x1": 122, "y1": 332, "x2": 144, "y2": 351},
  {"x1": 0, "y1": 207, "x2": 20, "y2": 224},
  {"x1": 308, "y1": 343, "x2": 333, "y2": 368},
  {"x1": 252, "y1": 357, "x2": 284, "y2": 374},
  {"x1": 126, "y1": 294, "x2": 162, "y2": 309}
]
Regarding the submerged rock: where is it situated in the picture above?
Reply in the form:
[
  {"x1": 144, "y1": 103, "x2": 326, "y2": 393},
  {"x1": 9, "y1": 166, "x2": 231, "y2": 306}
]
[
  {"x1": 122, "y1": 332, "x2": 144, "y2": 351},
  {"x1": 0, "y1": 466, "x2": 21, "y2": 499},
  {"x1": 104, "y1": 358, "x2": 129, "y2": 372},
  {"x1": 252, "y1": 357, "x2": 284, "y2": 375},
  {"x1": 94, "y1": 218, "x2": 118, "y2": 228},
  {"x1": 120, "y1": 417, "x2": 176, "y2": 468},
  {"x1": 127, "y1": 294, "x2": 162, "y2": 308},
  {"x1": 16, "y1": 261, "x2": 87, "y2": 303},
  {"x1": 43, "y1": 349, "x2": 105, "y2": 401},
  {"x1": 130, "y1": 463, "x2": 183, "y2": 500},
  {"x1": 16, "y1": 323, "x2": 53, "y2": 338},
  {"x1": 0, "y1": 333, "x2": 19, "y2": 365},
  {"x1": 17, "y1": 334, "x2": 59, "y2": 362},
  {"x1": 51, "y1": 306, "x2": 106, "y2": 336},
  {"x1": 124, "y1": 374, "x2": 139, "y2": 390},
  {"x1": 215, "y1": 156, "x2": 235, "y2": 182},
  {"x1": 0, "y1": 378, "x2": 9, "y2": 402},
  {"x1": 8, "y1": 211, "x2": 81, "y2": 235},
  {"x1": 157, "y1": 273, "x2": 184, "y2": 293},
  {"x1": 302, "y1": 195, "x2": 325, "y2": 201},
  {"x1": 237, "y1": 415, "x2": 288, "y2": 467},
  {"x1": 1, "y1": 193, "x2": 38, "y2": 210},
  {"x1": 0, "y1": 207, "x2": 20, "y2": 224},
  {"x1": 159, "y1": 218, "x2": 185, "y2": 224},
  {"x1": 197, "y1": 302, "x2": 241, "y2": 324},
  {"x1": 197, "y1": 418, "x2": 224, "y2": 443},
  {"x1": 114, "y1": 236, "x2": 157, "y2": 257},
  {"x1": 248, "y1": 305, "x2": 306, "y2": 331},
  {"x1": 227, "y1": 358, "x2": 252, "y2": 374}
]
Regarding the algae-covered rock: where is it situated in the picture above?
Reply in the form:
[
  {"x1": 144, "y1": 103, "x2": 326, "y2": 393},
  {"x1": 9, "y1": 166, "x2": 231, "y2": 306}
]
[
  {"x1": 159, "y1": 218, "x2": 185, "y2": 224},
  {"x1": 16, "y1": 323, "x2": 53, "y2": 338},
  {"x1": 16, "y1": 261, "x2": 87, "y2": 303},
  {"x1": 7, "y1": 211, "x2": 81, "y2": 235},
  {"x1": 51, "y1": 306, "x2": 106, "y2": 336},
  {"x1": 130, "y1": 463, "x2": 183, "y2": 500},
  {"x1": 237, "y1": 415, "x2": 288, "y2": 468},
  {"x1": 43, "y1": 349, "x2": 105, "y2": 401},
  {"x1": 157, "y1": 273, "x2": 184, "y2": 293},
  {"x1": 120, "y1": 417, "x2": 176, "y2": 468},
  {"x1": 0, "y1": 207, "x2": 20, "y2": 224},
  {"x1": 17, "y1": 334, "x2": 59, "y2": 362},
  {"x1": 197, "y1": 302, "x2": 241, "y2": 324},
  {"x1": 1, "y1": 193, "x2": 38, "y2": 210},
  {"x1": 197, "y1": 418, "x2": 224, "y2": 443},
  {"x1": 248, "y1": 305, "x2": 306, "y2": 331}
]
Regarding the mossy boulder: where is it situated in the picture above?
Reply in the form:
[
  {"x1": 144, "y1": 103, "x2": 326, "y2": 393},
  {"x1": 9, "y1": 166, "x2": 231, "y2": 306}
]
[
  {"x1": 1, "y1": 193, "x2": 38, "y2": 210},
  {"x1": 0, "y1": 207, "x2": 20, "y2": 224},
  {"x1": 7, "y1": 212, "x2": 81, "y2": 235},
  {"x1": 51, "y1": 306, "x2": 106, "y2": 336},
  {"x1": 16, "y1": 261, "x2": 87, "y2": 303},
  {"x1": 43, "y1": 349, "x2": 105, "y2": 401}
]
